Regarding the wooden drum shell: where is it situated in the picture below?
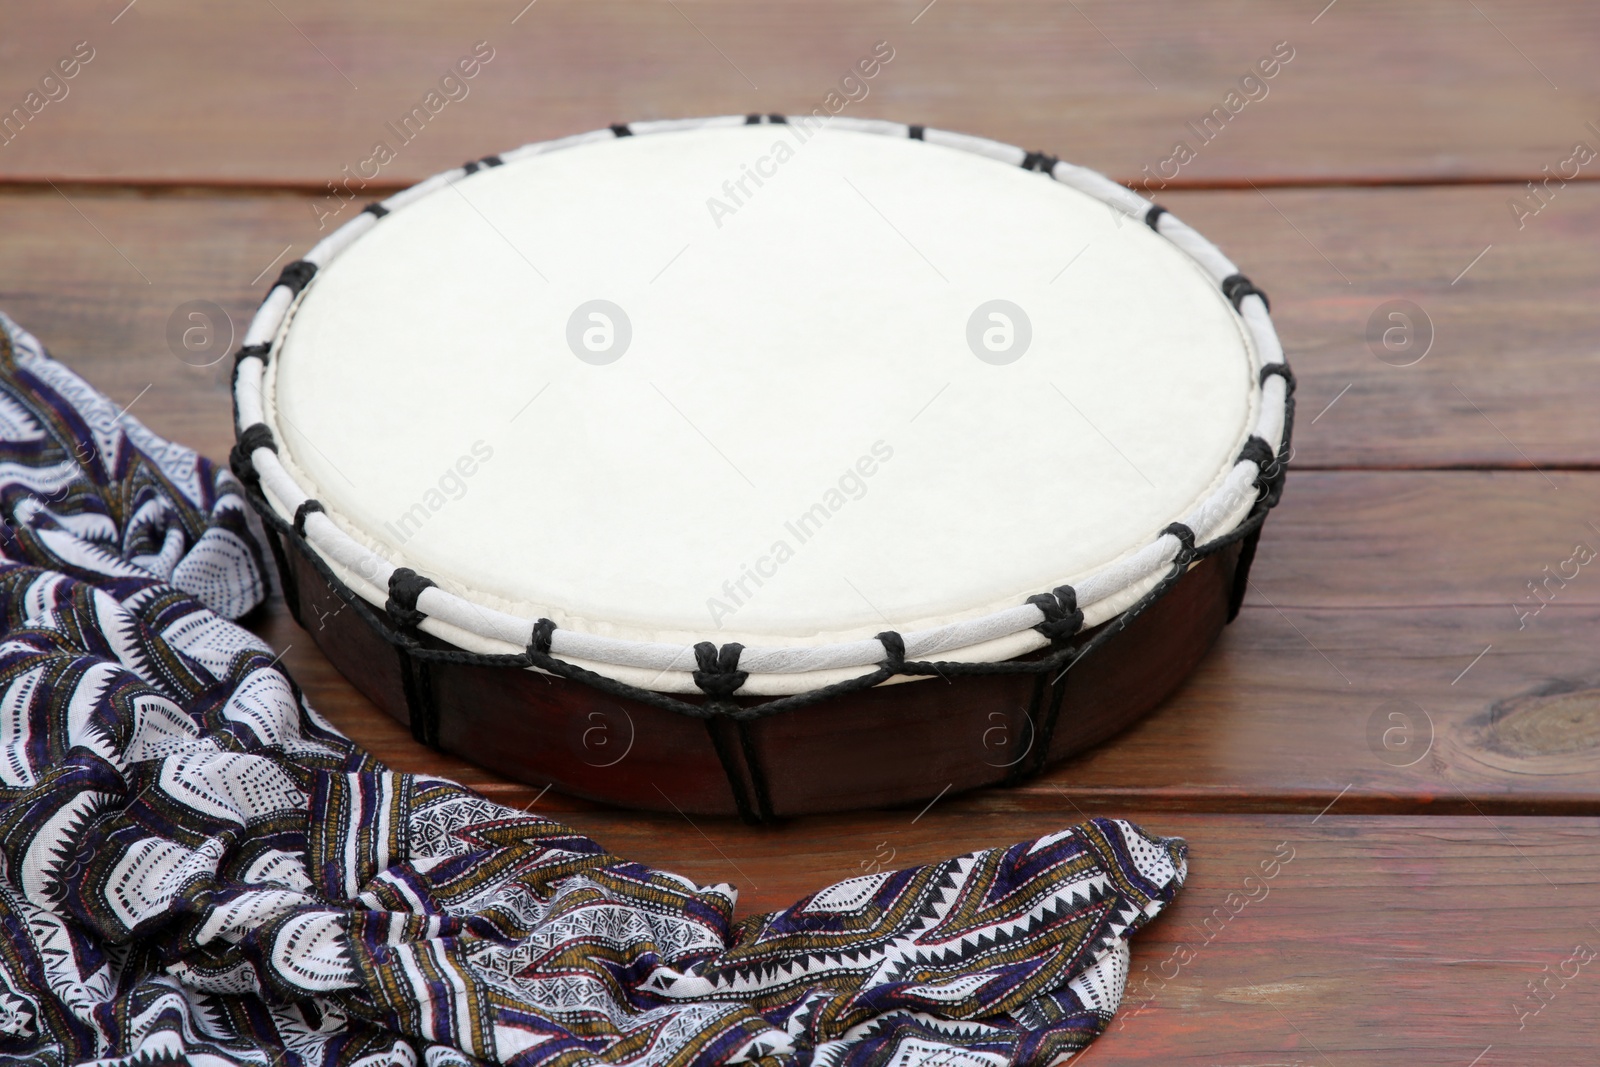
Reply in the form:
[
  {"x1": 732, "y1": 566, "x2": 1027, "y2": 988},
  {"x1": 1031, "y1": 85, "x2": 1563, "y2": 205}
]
[
  {"x1": 268, "y1": 515, "x2": 1250, "y2": 817},
  {"x1": 233, "y1": 119, "x2": 1293, "y2": 819}
]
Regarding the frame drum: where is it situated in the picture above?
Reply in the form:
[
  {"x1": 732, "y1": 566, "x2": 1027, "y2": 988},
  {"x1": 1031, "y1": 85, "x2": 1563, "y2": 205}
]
[{"x1": 231, "y1": 116, "x2": 1292, "y2": 819}]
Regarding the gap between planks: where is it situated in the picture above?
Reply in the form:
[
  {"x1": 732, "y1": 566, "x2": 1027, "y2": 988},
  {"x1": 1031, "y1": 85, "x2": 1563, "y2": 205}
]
[{"x1": 4, "y1": 170, "x2": 1599, "y2": 201}]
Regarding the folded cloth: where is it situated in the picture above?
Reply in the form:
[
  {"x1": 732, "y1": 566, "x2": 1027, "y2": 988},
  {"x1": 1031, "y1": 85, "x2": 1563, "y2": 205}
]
[{"x1": 0, "y1": 312, "x2": 1186, "y2": 1067}]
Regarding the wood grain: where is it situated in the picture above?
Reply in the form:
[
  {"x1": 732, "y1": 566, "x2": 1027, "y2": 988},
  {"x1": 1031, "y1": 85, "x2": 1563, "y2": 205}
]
[
  {"x1": 244, "y1": 467, "x2": 1600, "y2": 818},
  {"x1": 1, "y1": 1, "x2": 1596, "y2": 188},
  {"x1": 2, "y1": 183, "x2": 1596, "y2": 813},
  {"x1": 251, "y1": 593, "x2": 1600, "y2": 817},
  {"x1": 4, "y1": 2, "x2": 1597, "y2": 1061},
  {"x1": 530, "y1": 811, "x2": 1600, "y2": 1064},
  {"x1": 1252, "y1": 471, "x2": 1600, "y2": 608},
  {"x1": 2, "y1": 184, "x2": 1598, "y2": 468},
  {"x1": 1005, "y1": 603, "x2": 1600, "y2": 815},
  {"x1": 1169, "y1": 186, "x2": 1600, "y2": 471}
]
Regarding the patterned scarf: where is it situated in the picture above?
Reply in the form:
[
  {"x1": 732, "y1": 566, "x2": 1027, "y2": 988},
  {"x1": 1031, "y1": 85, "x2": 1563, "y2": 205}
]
[{"x1": 0, "y1": 312, "x2": 1186, "y2": 1067}]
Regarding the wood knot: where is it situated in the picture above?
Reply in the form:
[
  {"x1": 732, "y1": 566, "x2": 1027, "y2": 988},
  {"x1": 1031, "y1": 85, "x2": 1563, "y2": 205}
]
[{"x1": 1482, "y1": 687, "x2": 1600, "y2": 757}]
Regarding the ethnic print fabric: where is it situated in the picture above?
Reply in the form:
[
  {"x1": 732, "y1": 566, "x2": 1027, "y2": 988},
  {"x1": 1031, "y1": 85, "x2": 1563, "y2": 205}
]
[{"x1": 0, "y1": 312, "x2": 1187, "y2": 1066}]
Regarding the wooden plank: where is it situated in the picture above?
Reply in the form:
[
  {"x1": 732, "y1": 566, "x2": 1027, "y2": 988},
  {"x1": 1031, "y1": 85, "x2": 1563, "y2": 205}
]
[
  {"x1": 256, "y1": 594, "x2": 1600, "y2": 818},
  {"x1": 526, "y1": 811, "x2": 1600, "y2": 1064},
  {"x1": 249, "y1": 474, "x2": 1600, "y2": 818},
  {"x1": 0, "y1": 189, "x2": 304, "y2": 461},
  {"x1": 1253, "y1": 471, "x2": 1600, "y2": 608},
  {"x1": 1005, "y1": 603, "x2": 1600, "y2": 816},
  {"x1": 0, "y1": 1, "x2": 1597, "y2": 187},
  {"x1": 4, "y1": 8, "x2": 1594, "y2": 1061},
  {"x1": 1, "y1": 185, "x2": 1597, "y2": 468},
  {"x1": 249, "y1": 481, "x2": 1600, "y2": 817},
  {"x1": 1166, "y1": 187, "x2": 1600, "y2": 471},
  {"x1": 2, "y1": 185, "x2": 1597, "y2": 813}
]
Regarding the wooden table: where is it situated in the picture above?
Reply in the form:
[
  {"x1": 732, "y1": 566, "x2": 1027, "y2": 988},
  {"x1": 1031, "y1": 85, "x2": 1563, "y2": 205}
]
[{"x1": 5, "y1": 2, "x2": 1599, "y2": 1062}]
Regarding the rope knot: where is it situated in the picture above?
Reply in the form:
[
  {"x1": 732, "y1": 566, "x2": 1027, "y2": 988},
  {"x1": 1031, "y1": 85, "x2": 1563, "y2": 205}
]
[
  {"x1": 232, "y1": 343, "x2": 270, "y2": 374},
  {"x1": 1021, "y1": 150, "x2": 1060, "y2": 175},
  {"x1": 693, "y1": 641, "x2": 747, "y2": 699},
  {"x1": 527, "y1": 618, "x2": 556, "y2": 659},
  {"x1": 274, "y1": 259, "x2": 318, "y2": 295},
  {"x1": 876, "y1": 631, "x2": 906, "y2": 673},
  {"x1": 1163, "y1": 522, "x2": 1197, "y2": 567},
  {"x1": 1238, "y1": 435, "x2": 1291, "y2": 507},
  {"x1": 1026, "y1": 585, "x2": 1083, "y2": 641},
  {"x1": 228, "y1": 423, "x2": 276, "y2": 485},
  {"x1": 291, "y1": 499, "x2": 324, "y2": 538},
  {"x1": 386, "y1": 567, "x2": 436, "y2": 630},
  {"x1": 1221, "y1": 272, "x2": 1270, "y2": 312}
]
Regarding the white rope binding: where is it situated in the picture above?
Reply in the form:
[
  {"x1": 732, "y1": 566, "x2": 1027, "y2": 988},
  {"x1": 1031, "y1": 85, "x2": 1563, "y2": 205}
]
[{"x1": 233, "y1": 115, "x2": 1289, "y2": 697}]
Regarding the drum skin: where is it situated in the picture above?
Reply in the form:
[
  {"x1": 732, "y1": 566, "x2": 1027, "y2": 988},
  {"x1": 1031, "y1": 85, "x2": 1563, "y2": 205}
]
[
  {"x1": 273, "y1": 518, "x2": 1249, "y2": 817},
  {"x1": 233, "y1": 120, "x2": 1292, "y2": 817}
]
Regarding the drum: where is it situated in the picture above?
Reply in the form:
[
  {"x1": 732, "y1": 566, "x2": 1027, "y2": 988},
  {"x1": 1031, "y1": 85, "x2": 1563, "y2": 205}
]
[{"x1": 231, "y1": 115, "x2": 1292, "y2": 819}]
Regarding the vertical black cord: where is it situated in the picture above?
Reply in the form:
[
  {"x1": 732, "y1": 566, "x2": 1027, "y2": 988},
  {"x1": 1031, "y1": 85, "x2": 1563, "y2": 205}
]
[
  {"x1": 704, "y1": 716, "x2": 757, "y2": 824},
  {"x1": 736, "y1": 719, "x2": 776, "y2": 823}
]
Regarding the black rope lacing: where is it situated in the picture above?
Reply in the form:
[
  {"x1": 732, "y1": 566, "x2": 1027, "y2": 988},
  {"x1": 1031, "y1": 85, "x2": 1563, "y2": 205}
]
[{"x1": 232, "y1": 115, "x2": 1296, "y2": 821}]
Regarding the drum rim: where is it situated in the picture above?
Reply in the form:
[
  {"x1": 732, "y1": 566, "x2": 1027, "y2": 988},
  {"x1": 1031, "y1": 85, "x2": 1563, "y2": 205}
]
[{"x1": 230, "y1": 114, "x2": 1293, "y2": 701}]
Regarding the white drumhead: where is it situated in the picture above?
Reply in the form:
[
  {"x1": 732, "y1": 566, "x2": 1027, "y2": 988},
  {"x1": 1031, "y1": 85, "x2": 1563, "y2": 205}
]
[{"x1": 254, "y1": 118, "x2": 1276, "y2": 694}]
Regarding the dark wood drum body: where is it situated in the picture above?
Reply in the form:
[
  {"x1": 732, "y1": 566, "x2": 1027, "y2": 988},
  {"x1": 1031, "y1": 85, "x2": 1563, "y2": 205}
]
[
  {"x1": 264, "y1": 513, "x2": 1254, "y2": 818},
  {"x1": 232, "y1": 118, "x2": 1294, "y2": 820}
]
